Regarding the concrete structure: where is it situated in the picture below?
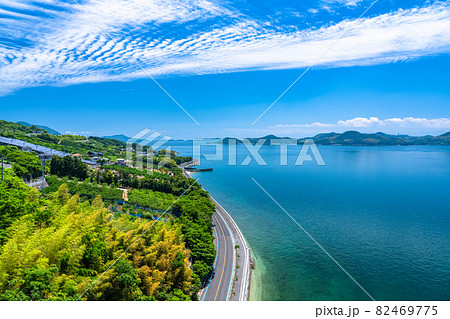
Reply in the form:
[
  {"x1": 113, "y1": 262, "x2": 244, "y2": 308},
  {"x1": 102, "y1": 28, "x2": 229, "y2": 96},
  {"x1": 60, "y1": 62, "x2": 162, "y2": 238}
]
[
  {"x1": 88, "y1": 151, "x2": 103, "y2": 157},
  {"x1": 116, "y1": 158, "x2": 126, "y2": 166},
  {"x1": 0, "y1": 136, "x2": 96, "y2": 165}
]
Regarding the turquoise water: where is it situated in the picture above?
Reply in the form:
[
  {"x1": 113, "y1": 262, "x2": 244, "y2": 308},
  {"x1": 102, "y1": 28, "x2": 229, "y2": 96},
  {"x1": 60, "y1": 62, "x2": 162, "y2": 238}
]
[{"x1": 174, "y1": 145, "x2": 450, "y2": 300}]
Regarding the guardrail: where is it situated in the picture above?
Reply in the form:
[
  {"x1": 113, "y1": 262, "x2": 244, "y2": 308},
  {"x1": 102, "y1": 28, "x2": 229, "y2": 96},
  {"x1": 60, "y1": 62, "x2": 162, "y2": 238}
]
[
  {"x1": 208, "y1": 195, "x2": 252, "y2": 301},
  {"x1": 179, "y1": 162, "x2": 251, "y2": 301},
  {"x1": 0, "y1": 136, "x2": 96, "y2": 165}
]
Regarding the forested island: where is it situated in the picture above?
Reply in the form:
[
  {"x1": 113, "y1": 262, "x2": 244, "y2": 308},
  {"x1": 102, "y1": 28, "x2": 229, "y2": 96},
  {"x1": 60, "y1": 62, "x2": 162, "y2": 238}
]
[{"x1": 220, "y1": 131, "x2": 450, "y2": 146}]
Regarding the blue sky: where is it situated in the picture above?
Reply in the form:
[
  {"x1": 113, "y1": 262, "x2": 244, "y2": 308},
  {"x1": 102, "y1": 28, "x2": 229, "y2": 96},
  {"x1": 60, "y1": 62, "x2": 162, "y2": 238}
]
[{"x1": 0, "y1": 0, "x2": 449, "y2": 138}]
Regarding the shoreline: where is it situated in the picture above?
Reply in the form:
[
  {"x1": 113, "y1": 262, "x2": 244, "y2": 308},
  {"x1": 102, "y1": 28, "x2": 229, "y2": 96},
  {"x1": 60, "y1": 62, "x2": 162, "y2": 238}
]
[
  {"x1": 248, "y1": 250, "x2": 265, "y2": 301},
  {"x1": 180, "y1": 162, "x2": 253, "y2": 301}
]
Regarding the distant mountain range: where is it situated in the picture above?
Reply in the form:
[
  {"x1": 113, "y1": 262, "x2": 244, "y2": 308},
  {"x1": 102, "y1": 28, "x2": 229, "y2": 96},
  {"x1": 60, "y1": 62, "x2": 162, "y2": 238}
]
[
  {"x1": 101, "y1": 134, "x2": 130, "y2": 143},
  {"x1": 220, "y1": 131, "x2": 450, "y2": 146},
  {"x1": 100, "y1": 135, "x2": 191, "y2": 146},
  {"x1": 302, "y1": 131, "x2": 450, "y2": 146},
  {"x1": 18, "y1": 121, "x2": 61, "y2": 135},
  {"x1": 15, "y1": 120, "x2": 450, "y2": 146}
]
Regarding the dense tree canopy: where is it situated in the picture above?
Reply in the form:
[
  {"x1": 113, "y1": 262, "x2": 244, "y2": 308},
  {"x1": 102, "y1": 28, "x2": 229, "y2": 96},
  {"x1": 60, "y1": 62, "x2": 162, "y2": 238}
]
[
  {"x1": 0, "y1": 184, "x2": 196, "y2": 300},
  {"x1": 0, "y1": 145, "x2": 42, "y2": 179},
  {"x1": 45, "y1": 176, "x2": 123, "y2": 202},
  {"x1": 50, "y1": 156, "x2": 88, "y2": 180},
  {"x1": 97, "y1": 165, "x2": 203, "y2": 196},
  {"x1": 0, "y1": 136, "x2": 217, "y2": 301},
  {"x1": 128, "y1": 189, "x2": 176, "y2": 211},
  {"x1": 0, "y1": 171, "x2": 40, "y2": 245}
]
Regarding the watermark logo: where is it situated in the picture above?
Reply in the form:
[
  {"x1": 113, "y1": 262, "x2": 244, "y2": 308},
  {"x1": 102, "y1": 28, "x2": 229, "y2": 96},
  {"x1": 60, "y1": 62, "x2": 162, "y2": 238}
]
[
  {"x1": 193, "y1": 138, "x2": 325, "y2": 166},
  {"x1": 126, "y1": 128, "x2": 172, "y2": 175},
  {"x1": 126, "y1": 129, "x2": 325, "y2": 173}
]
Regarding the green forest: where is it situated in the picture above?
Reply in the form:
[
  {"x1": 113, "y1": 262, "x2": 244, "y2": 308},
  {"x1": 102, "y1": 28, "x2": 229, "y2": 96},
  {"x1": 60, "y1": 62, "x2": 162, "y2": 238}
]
[
  {"x1": 0, "y1": 143, "x2": 215, "y2": 301},
  {"x1": 128, "y1": 189, "x2": 177, "y2": 211},
  {"x1": 44, "y1": 176, "x2": 124, "y2": 202},
  {"x1": 0, "y1": 145, "x2": 42, "y2": 180}
]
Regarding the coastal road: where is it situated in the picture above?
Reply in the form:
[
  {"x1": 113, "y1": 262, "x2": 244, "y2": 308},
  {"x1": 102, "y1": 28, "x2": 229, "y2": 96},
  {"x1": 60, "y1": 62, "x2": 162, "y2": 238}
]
[
  {"x1": 178, "y1": 162, "x2": 251, "y2": 301},
  {"x1": 200, "y1": 211, "x2": 234, "y2": 301}
]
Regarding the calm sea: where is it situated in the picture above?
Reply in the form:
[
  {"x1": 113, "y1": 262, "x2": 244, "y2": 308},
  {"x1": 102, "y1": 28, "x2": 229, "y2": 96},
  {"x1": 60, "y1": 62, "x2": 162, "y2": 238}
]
[{"x1": 172, "y1": 144, "x2": 450, "y2": 300}]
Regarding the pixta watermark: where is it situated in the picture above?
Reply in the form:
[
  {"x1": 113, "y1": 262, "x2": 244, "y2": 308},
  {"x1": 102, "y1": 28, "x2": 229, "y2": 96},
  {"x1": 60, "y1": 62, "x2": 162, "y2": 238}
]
[
  {"x1": 126, "y1": 128, "x2": 173, "y2": 175},
  {"x1": 126, "y1": 129, "x2": 325, "y2": 173},
  {"x1": 193, "y1": 138, "x2": 325, "y2": 166}
]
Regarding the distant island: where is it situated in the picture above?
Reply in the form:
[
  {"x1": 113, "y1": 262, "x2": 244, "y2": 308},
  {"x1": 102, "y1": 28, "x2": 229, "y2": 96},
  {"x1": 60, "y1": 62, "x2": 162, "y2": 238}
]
[
  {"x1": 220, "y1": 131, "x2": 450, "y2": 146},
  {"x1": 8, "y1": 120, "x2": 450, "y2": 146}
]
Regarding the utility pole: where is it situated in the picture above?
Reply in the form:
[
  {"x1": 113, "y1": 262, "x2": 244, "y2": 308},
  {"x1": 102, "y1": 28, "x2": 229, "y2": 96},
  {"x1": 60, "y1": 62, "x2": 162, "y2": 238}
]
[
  {"x1": 41, "y1": 159, "x2": 45, "y2": 194},
  {"x1": 39, "y1": 153, "x2": 52, "y2": 194}
]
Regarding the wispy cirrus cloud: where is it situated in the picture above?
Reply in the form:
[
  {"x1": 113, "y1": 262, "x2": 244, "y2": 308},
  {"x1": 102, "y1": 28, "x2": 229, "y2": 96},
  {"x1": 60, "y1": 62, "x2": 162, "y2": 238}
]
[{"x1": 0, "y1": 1, "x2": 450, "y2": 95}]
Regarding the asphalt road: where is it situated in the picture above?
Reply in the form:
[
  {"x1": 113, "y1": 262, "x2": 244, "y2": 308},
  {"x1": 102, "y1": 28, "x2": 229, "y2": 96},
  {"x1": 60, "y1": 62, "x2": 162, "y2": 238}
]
[
  {"x1": 178, "y1": 162, "x2": 245, "y2": 301},
  {"x1": 200, "y1": 210, "x2": 234, "y2": 301}
]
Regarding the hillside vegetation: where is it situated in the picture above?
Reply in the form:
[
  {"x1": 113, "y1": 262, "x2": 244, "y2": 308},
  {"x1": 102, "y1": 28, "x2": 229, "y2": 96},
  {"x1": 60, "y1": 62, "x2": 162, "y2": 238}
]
[
  {"x1": 0, "y1": 145, "x2": 214, "y2": 301},
  {"x1": 0, "y1": 120, "x2": 126, "y2": 160},
  {"x1": 0, "y1": 145, "x2": 42, "y2": 180},
  {"x1": 0, "y1": 177, "x2": 194, "y2": 300}
]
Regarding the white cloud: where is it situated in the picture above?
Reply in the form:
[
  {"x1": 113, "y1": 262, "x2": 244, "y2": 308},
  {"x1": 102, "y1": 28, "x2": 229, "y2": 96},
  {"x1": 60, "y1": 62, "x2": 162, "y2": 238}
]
[
  {"x1": 337, "y1": 117, "x2": 383, "y2": 127},
  {"x1": 323, "y1": 0, "x2": 363, "y2": 7},
  {"x1": 277, "y1": 117, "x2": 450, "y2": 128},
  {"x1": 224, "y1": 117, "x2": 450, "y2": 138},
  {"x1": 64, "y1": 131, "x2": 93, "y2": 136},
  {"x1": 0, "y1": 1, "x2": 450, "y2": 94},
  {"x1": 271, "y1": 117, "x2": 450, "y2": 136},
  {"x1": 383, "y1": 117, "x2": 450, "y2": 128}
]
